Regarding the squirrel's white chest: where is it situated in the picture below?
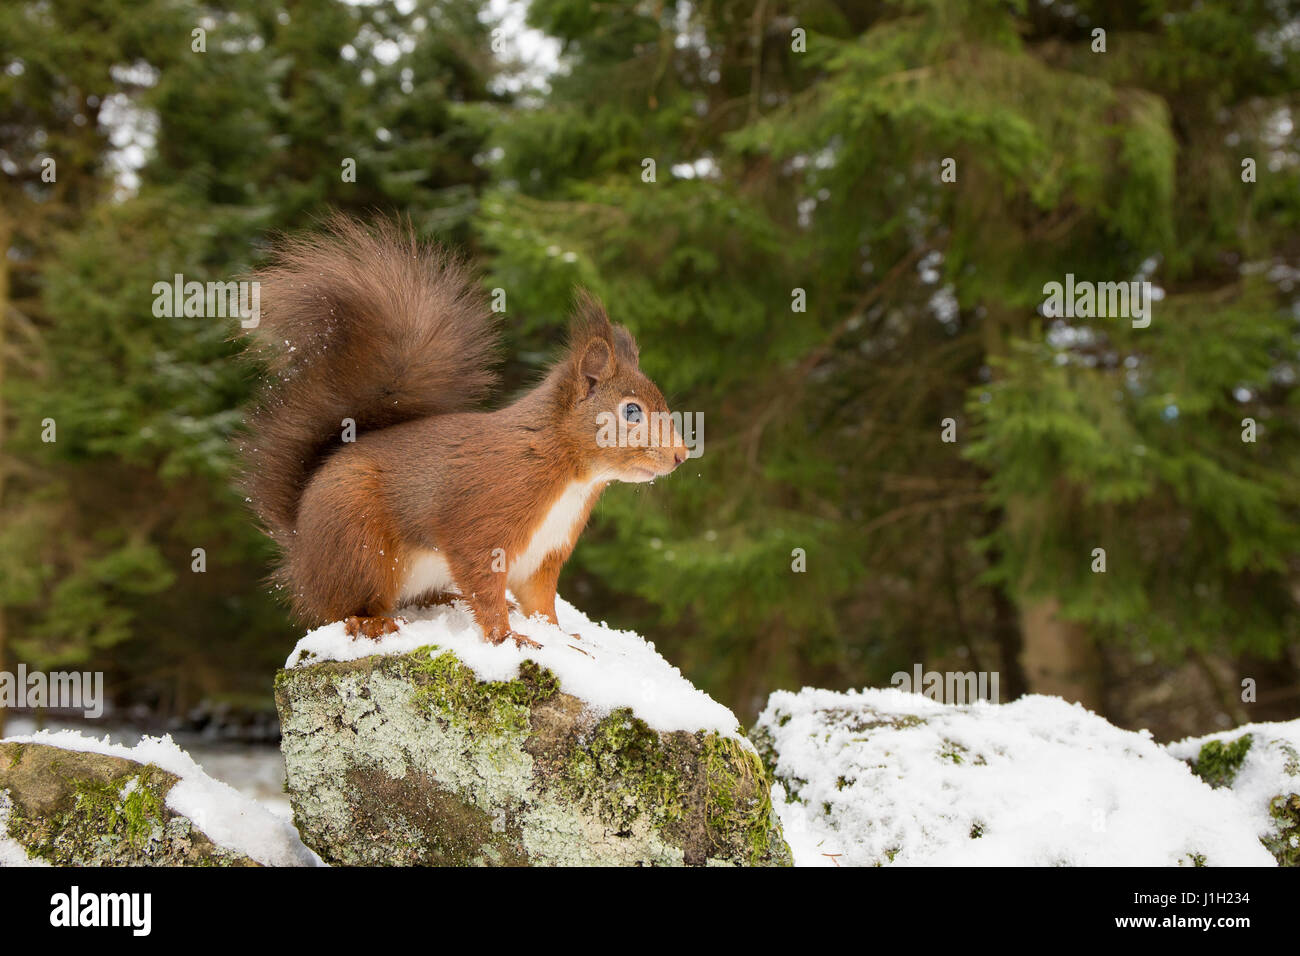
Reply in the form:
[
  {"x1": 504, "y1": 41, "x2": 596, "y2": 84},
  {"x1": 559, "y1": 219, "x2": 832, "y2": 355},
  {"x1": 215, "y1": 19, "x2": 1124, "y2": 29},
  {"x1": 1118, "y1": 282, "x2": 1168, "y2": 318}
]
[
  {"x1": 508, "y1": 478, "x2": 604, "y2": 584},
  {"x1": 396, "y1": 478, "x2": 603, "y2": 604}
]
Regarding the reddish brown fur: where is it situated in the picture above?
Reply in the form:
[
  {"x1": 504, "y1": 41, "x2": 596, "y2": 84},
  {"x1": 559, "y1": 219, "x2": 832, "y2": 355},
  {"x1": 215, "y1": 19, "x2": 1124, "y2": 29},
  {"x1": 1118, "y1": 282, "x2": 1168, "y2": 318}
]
[{"x1": 239, "y1": 217, "x2": 686, "y2": 647}]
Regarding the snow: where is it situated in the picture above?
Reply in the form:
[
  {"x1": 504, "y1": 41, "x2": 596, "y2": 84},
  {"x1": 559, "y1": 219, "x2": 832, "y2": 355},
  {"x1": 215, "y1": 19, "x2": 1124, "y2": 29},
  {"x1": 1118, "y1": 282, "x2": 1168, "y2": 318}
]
[
  {"x1": 0, "y1": 730, "x2": 321, "y2": 867},
  {"x1": 757, "y1": 687, "x2": 1276, "y2": 867},
  {"x1": 286, "y1": 595, "x2": 747, "y2": 741},
  {"x1": 766, "y1": 782, "x2": 839, "y2": 867},
  {"x1": 1167, "y1": 720, "x2": 1300, "y2": 854}
]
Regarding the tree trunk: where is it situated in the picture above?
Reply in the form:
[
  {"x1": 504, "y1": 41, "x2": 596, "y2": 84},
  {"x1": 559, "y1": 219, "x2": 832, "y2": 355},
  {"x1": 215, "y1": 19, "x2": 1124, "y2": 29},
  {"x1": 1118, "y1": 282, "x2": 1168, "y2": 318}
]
[
  {"x1": 1018, "y1": 596, "x2": 1104, "y2": 710},
  {"x1": 990, "y1": 583, "x2": 1028, "y2": 701}
]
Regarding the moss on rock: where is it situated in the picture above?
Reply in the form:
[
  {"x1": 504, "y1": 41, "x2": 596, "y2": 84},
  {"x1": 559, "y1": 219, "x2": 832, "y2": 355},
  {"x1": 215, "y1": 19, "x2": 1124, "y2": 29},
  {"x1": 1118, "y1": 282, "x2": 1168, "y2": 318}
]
[
  {"x1": 1263, "y1": 793, "x2": 1300, "y2": 867},
  {"x1": 0, "y1": 742, "x2": 256, "y2": 866},
  {"x1": 275, "y1": 645, "x2": 791, "y2": 866},
  {"x1": 1188, "y1": 735, "x2": 1253, "y2": 789}
]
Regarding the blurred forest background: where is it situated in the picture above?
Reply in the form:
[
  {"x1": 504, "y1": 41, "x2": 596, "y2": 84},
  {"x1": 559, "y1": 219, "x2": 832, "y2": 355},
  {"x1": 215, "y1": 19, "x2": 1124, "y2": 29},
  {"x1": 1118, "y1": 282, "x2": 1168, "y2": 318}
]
[{"x1": 1, "y1": 0, "x2": 1298, "y2": 741}]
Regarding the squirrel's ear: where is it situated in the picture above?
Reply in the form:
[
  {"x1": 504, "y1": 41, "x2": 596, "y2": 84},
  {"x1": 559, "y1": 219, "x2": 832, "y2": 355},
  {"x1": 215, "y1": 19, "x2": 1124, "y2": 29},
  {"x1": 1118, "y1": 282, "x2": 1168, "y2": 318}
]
[{"x1": 578, "y1": 338, "x2": 613, "y2": 399}]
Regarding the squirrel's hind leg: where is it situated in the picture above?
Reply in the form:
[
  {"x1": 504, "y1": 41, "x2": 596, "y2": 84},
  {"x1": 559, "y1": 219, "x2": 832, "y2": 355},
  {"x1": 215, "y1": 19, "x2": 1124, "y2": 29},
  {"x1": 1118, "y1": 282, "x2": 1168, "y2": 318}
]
[{"x1": 290, "y1": 460, "x2": 406, "y2": 630}]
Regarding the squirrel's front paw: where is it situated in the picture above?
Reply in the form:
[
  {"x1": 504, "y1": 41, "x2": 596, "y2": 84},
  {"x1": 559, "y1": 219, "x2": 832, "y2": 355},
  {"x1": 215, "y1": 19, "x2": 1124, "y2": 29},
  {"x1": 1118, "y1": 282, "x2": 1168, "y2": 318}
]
[
  {"x1": 344, "y1": 615, "x2": 402, "y2": 641},
  {"x1": 486, "y1": 626, "x2": 542, "y2": 650}
]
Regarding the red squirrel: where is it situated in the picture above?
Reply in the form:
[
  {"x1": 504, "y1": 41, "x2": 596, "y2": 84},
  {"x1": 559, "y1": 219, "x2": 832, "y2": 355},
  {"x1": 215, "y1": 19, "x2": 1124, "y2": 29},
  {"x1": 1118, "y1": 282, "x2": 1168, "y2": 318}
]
[{"x1": 238, "y1": 217, "x2": 686, "y2": 648}]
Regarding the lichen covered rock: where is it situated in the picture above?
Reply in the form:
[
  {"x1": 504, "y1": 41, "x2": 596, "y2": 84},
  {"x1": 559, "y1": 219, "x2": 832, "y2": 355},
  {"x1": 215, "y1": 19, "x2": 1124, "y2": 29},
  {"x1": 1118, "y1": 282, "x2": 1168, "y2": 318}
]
[
  {"x1": 1169, "y1": 721, "x2": 1300, "y2": 866},
  {"x1": 275, "y1": 645, "x2": 791, "y2": 866},
  {"x1": 0, "y1": 742, "x2": 256, "y2": 866},
  {"x1": 0, "y1": 732, "x2": 318, "y2": 867}
]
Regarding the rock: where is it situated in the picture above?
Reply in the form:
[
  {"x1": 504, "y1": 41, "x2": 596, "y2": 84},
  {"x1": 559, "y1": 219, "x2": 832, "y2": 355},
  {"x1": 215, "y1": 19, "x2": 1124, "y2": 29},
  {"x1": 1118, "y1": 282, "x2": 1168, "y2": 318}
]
[
  {"x1": 1168, "y1": 721, "x2": 1300, "y2": 866},
  {"x1": 753, "y1": 687, "x2": 1276, "y2": 866},
  {"x1": 0, "y1": 732, "x2": 318, "y2": 867},
  {"x1": 275, "y1": 644, "x2": 791, "y2": 866},
  {"x1": 0, "y1": 742, "x2": 255, "y2": 866}
]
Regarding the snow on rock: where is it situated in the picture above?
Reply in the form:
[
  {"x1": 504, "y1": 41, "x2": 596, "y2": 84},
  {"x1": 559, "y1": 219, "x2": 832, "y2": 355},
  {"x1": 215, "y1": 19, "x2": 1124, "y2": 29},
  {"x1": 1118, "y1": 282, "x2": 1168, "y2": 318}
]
[
  {"x1": 1167, "y1": 720, "x2": 1300, "y2": 866},
  {"x1": 0, "y1": 730, "x2": 320, "y2": 867},
  {"x1": 753, "y1": 687, "x2": 1276, "y2": 867},
  {"x1": 276, "y1": 605, "x2": 791, "y2": 866},
  {"x1": 286, "y1": 595, "x2": 745, "y2": 742}
]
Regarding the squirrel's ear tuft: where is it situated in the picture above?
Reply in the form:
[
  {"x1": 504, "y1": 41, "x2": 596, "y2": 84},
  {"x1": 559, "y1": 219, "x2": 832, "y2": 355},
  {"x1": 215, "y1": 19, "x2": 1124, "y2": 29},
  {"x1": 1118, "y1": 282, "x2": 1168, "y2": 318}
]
[
  {"x1": 611, "y1": 325, "x2": 639, "y2": 367},
  {"x1": 569, "y1": 289, "x2": 612, "y2": 336},
  {"x1": 568, "y1": 289, "x2": 638, "y2": 368}
]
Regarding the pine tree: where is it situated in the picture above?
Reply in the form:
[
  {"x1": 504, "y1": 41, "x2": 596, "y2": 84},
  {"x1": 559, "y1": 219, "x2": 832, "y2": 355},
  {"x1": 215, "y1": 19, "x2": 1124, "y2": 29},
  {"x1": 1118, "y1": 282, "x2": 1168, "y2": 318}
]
[
  {"x1": 477, "y1": 0, "x2": 1300, "y2": 724},
  {"x1": 0, "y1": 0, "x2": 501, "y2": 716}
]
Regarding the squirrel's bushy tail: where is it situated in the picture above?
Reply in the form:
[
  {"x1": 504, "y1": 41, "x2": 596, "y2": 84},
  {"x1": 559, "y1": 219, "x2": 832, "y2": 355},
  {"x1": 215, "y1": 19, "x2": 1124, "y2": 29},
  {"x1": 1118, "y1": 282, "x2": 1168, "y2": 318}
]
[{"x1": 238, "y1": 215, "x2": 498, "y2": 539}]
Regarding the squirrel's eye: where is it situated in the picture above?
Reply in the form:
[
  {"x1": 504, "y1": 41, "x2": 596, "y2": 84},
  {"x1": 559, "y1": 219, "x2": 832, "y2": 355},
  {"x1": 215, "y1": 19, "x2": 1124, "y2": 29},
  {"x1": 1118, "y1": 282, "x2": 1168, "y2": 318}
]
[{"x1": 623, "y1": 402, "x2": 643, "y2": 424}]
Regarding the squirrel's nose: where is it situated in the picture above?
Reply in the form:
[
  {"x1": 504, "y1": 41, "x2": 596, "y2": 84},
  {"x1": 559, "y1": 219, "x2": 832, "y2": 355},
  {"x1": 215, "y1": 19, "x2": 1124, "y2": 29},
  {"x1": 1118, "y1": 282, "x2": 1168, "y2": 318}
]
[{"x1": 672, "y1": 451, "x2": 685, "y2": 467}]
